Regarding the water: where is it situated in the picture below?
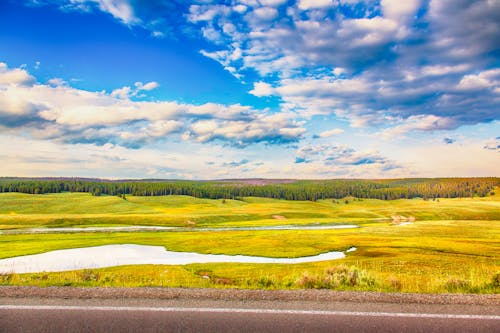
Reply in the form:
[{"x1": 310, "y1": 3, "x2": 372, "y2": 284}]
[
  {"x1": 0, "y1": 226, "x2": 176, "y2": 234},
  {"x1": 0, "y1": 244, "x2": 356, "y2": 274},
  {"x1": 195, "y1": 224, "x2": 359, "y2": 231},
  {"x1": 0, "y1": 224, "x2": 359, "y2": 234}
]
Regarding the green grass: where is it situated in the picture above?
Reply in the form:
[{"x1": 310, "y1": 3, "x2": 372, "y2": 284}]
[
  {"x1": 0, "y1": 191, "x2": 499, "y2": 293},
  {"x1": 1, "y1": 191, "x2": 499, "y2": 229}
]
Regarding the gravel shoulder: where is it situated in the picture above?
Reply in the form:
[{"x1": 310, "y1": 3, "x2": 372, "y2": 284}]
[{"x1": 1, "y1": 286, "x2": 498, "y2": 306}]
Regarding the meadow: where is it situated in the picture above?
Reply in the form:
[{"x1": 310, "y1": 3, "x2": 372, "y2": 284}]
[{"x1": 0, "y1": 191, "x2": 498, "y2": 293}]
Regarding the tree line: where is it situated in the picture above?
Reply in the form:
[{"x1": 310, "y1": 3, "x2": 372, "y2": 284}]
[{"x1": 0, "y1": 177, "x2": 497, "y2": 201}]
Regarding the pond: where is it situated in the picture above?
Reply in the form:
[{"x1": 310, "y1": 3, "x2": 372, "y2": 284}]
[{"x1": 0, "y1": 244, "x2": 357, "y2": 273}]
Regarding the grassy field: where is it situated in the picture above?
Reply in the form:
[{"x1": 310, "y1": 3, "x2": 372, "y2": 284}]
[
  {"x1": 0, "y1": 191, "x2": 498, "y2": 293},
  {"x1": 1, "y1": 191, "x2": 499, "y2": 229}
]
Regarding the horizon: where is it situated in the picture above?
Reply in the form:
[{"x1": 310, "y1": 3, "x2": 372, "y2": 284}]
[
  {"x1": 0, "y1": 1, "x2": 499, "y2": 179},
  {"x1": 1, "y1": 176, "x2": 498, "y2": 182}
]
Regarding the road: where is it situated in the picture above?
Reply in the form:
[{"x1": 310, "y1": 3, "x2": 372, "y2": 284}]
[{"x1": 0, "y1": 287, "x2": 498, "y2": 332}]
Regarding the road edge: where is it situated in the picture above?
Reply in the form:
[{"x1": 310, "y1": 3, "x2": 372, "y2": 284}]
[{"x1": 0, "y1": 286, "x2": 498, "y2": 305}]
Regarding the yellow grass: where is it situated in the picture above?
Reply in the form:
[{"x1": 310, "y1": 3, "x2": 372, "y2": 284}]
[{"x1": 0, "y1": 191, "x2": 498, "y2": 293}]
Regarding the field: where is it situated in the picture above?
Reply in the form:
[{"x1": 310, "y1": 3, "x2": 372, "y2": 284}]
[{"x1": 0, "y1": 191, "x2": 499, "y2": 293}]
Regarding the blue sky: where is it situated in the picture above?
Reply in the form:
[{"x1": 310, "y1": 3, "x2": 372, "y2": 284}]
[{"x1": 0, "y1": 0, "x2": 498, "y2": 179}]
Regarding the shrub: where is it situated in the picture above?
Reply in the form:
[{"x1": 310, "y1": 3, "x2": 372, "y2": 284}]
[
  {"x1": 296, "y1": 265, "x2": 375, "y2": 289},
  {"x1": 0, "y1": 273, "x2": 13, "y2": 284},
  {"x1": 79, "y1": 269, "x2": 100, "y2": 282},
  {"x1": 296, "y1": 273, "x2": 319, "y2": 289},
  {"x1": 256, "y1": 276, "x2": 275, "y2": 288}
]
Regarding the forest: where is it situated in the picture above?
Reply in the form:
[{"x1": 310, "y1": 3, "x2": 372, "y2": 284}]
[{"x1": 0, "y1": 177, "x2": 498, "y2": 201}]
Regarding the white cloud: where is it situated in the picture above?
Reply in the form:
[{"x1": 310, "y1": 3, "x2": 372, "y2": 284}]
[
  {"x1": 260, "y1": 0, "x2": 287, "y2": 7},
  {"x1": 381, "y1": 0, "x2": 420, "y2": 21},
  {"x1": 0, "y1": 133, "x2": 231, "y2": 179},
  {"x1": 317, "y1": 128, "x2": 345, "y2": 138},
  {"x1": 188, "y1": 4, "x2": 231, "y2": 23},
  {"x1": 339, "y1": 17, "x2": 399, "y2": 46},
  {"x1": 93, "y1": 0, "x2": 138, "y2": 24},
  {"x1": 110, "y1": 86, "x2": 132, "y2": 99},
  {"x1": 298, "y1": 0, "x2": 336, "y2": 10},
  {"x1": 421, "y1": 64, "x2": 469, "y2": 76},
  {"x1": 6, "y1": 2, "x2": 500, "y2": 178},
  {"x1": 63, "y1": 0, "x2": 139, "y2": 25},
  {"x1": 188, "y1": 0, "x2": 498, "y2": 133},
  {"x1": 185, "y1": 112, "x2": 306, "y2": 146},
  {"x1": 0, "y1": 63, "x2": 304, "y2": 148},
  {"x1": 193, "y1": 0, "x2": 418, "y2": 80},
  {"x1": 333, "y1": 67, "x2": 346, "y2": 76},
  {"x1": 0, "y1": 62, "x2": 35, "y2": 86},
  {"x1": 294, "y1": 143, "x2": 403, "y2": 176},
  {"x1": 111, "y1": 81, "x2": 159, "y2": 99},
  {"x1": 252, "y1": 7, "x2": 278, "y2": 20},
  {"x1": 0, "y1": 89, "x2": 40, "y2": 117},
  {"x1": 457, "y1": 74, "x2": 491, "y2": 91},
  {"x1": 136, "y1": 81, "x2": 159, "y2": 91},
  {"x1": 249, "y1": 81, "x2": 274, "y2": 96},
  {"x1": 233, "y1": 5, "x2": 248, "y2": 14},
  {"x1": 456, "y1": 69, "x2": 500, "y2": 91},
  {"x1": 380, "y1": 115, "x2": 459, "y2": 139}
]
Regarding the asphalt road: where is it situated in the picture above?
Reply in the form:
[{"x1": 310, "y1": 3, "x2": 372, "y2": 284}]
[{"x1": 0, "y1": 287, "x2": 498, "y2": 333}]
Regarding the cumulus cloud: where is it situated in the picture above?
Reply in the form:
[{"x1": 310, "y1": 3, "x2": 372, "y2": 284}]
[
  {"x1": 14, "y1": 0, "x2": 500, "y2": 179},
  {"x1": 0, "y1": 62, "x2": 35, "y2": 86},
  {"x1": 190, "y1": 0, "x2": 422, "y2": 78},
  {"x1": 32, "y1": 1, "x2": 498, "y2": 135},
  {"x1": 0, "y1": 62, "x2": 304, "y2": 148},
  {"x1": 187, "y1": 0, "x2": 499, "y2": 132},
  {"x1": 183, "y1": 112, "x2": 305, "y2": 147},
  {"x1": 250, "y1": 81, "x2": 274, "y2": 96},
  {"x1": 456, "y1": 69, "x2": 500, "y2": 91}
]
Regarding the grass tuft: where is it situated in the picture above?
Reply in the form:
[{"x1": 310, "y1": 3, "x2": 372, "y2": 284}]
[
  {"x1": 296, "y1": 265, "x2": 376, "y2": 290},
  {"x1": 444, "y1": 278, "x2": 471, "y2": 292},
  {"x1": 79, "y1": 269, "x2": 101, "y2": 282}
]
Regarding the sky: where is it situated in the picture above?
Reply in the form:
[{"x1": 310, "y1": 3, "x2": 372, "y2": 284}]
[{"x1": 0, "y1": 0, "x2": 498, "y2": 179}]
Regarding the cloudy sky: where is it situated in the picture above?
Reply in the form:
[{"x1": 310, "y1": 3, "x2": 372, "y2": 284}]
[{"x1": 0, "y1": 0, "x2": 498, "y2": 179}]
